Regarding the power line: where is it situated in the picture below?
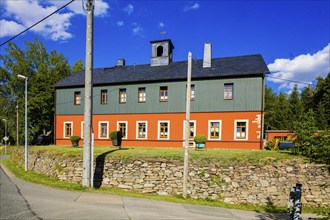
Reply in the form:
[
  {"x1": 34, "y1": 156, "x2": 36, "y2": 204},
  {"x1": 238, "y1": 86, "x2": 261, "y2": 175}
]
[
  {"x1": 0, "y1": 0, "x2": 76, "y2": 47},
  {"x1": 266, "y1": 75, "x2": 313, "y2": 86}
]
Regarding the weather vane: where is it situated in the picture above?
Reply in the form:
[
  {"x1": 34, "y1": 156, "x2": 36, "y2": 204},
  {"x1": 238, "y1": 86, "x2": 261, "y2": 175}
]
[{"x1": 160, "y1": 31, "x2": 166, "y2": 39}]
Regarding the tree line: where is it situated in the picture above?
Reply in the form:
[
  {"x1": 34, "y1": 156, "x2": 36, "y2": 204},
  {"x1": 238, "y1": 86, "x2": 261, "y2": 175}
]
[
  {"x1": 264, "y1": 73, "x2": 330, "y2": 131},
  {"x1": 0, "y1": 39, "x2": 84, "y2": 145}
]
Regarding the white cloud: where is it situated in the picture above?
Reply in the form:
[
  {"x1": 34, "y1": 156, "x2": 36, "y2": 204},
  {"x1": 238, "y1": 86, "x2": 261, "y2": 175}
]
[
  {"x1": 267, "y1": 43, "x2": 330, "y2": 90},
  {"x1": 0, "y1": 20, "x2": 25, "y2": 38},
  {"x1": 184, "y1": 2, "x2": 200, "y2": 12},
  {"x1": 117, "y1": 21, "x2": 124, "y2": 27},
  {"x1": 132, "y1": 23, "x2": 144, "y2": 37},
  {"x1": 123, "y1": 3, "x2": 134, "y2": 15},
  {"x1": 159, "y1": 22, "x2": 165, "y2": 28},
  {"x1": 0, "y1": 0, "x2": 109, "y2": 41},
  {"x1": 133, "y1": 26, "x2": 143, "y2": 36}
]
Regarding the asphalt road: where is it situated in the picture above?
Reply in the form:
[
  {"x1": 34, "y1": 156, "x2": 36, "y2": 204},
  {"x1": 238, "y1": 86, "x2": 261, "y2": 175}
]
[{"x1": 0, "y1": 161, "x2": 322, "y2": 220}]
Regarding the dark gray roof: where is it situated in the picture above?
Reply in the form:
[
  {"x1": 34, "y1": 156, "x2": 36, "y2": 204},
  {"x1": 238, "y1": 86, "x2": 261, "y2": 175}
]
[{"x1": 54, "y1": 54, "x2": 269, "y2": 88}]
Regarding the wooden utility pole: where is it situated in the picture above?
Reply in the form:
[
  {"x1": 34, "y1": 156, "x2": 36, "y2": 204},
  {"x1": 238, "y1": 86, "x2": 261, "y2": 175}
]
[
  {"x1": 82, "y1": 0, "x2": 94, "y2": 188},
  {"x1": 183, "y1": 52, "x2": 192, "y2": 199}
]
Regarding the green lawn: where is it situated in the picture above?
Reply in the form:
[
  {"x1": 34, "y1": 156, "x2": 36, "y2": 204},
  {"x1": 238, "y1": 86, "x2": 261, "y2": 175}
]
[{"x1": 2, "y1": 145, "x2": 303, "y2": 164}]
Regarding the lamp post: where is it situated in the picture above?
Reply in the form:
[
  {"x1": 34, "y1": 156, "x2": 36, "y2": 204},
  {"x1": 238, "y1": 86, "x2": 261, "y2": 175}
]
[
  {"x1": 18, "y1": 74, "x2": 28, "y2": 171},
  {"x1": 2, "y1": 119, "x2": 7, "y2": 154}
]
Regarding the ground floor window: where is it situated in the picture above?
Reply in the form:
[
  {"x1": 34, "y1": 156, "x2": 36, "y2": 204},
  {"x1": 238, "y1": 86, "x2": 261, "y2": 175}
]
[
  {"x1": 99, "y1": 121, "x2": 109, "y2": 139},
  {"x1": 136, "y1": 121, "x2": 147, "y2": 139},
  {"x1": 208, "y1": 120, "x2": 221, "y2": 140},
  {"x1": 158, "y1": 121, "x2": 170, "y2": 139},
  {"x1": 117, "y1": 121, "x2": 127, "y2": 139},
  {"x1": 64, "y1": 122, "x2": 72, "y2": 138},
  {"x1": 234, "y1": 120, "x2": 248, "y2": 140},
  {"x1": 183, "y1": 120, "x2": 196, "y2": 139}
]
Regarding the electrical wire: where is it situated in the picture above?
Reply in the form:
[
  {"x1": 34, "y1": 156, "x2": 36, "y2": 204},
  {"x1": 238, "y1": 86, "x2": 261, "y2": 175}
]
[
  {"x1": 266, "y1": 75, "x2": 313, "y2": 86},
  {"x1": 0, "y1": 0, "x2": 76, "y2": 47}
]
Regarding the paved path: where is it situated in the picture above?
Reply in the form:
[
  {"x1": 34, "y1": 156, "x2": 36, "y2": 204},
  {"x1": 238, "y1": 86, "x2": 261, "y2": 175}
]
[{"x1": 0, "y1": 162, "x2": 322, "y2": 220}]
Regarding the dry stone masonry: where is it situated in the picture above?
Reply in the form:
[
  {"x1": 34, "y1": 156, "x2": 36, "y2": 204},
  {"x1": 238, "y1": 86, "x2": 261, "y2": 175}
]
[{"x1": 11, "y1": 150, "x2": 329, "y2": 208}]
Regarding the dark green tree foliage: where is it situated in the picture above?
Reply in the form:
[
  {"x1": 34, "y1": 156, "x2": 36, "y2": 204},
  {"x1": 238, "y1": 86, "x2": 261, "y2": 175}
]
[
  {"x1": 0, "y1": 39, "x2": 82, "y2": 144},
  {"x1": 289, "y1": 85, "x2": 304, "y2": 129},
  {"x1": 265, "y1": 73, "x2": 330, "y2": 130},
  {"x1": 292, "y1": 110, "x2": 318, "y2": 156}
]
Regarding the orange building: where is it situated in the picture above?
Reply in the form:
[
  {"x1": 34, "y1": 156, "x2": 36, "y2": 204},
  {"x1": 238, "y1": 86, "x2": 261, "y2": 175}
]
[{"x1": 54, "y1": 39, "x2": 269, "y2": 150}]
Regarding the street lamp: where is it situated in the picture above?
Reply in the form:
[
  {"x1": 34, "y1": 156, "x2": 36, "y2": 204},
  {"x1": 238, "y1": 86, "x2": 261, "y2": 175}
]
[
  {"x1": 2, "y1": 119, "x2": 7, "y2": 154},
  {"x1": 18, "y1": 74, "x2": 28, "y2": 171}
]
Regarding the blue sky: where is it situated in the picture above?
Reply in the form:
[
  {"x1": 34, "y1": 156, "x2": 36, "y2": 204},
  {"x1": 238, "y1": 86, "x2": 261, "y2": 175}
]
[{"x1": 0, "y1": 0, "x2": 329, "y2": 93}]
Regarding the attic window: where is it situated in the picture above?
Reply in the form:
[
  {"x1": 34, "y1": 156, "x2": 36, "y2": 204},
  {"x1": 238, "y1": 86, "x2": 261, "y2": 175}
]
[{"x1": 157, "y1": 46, "x2": 164, "y2": 57}]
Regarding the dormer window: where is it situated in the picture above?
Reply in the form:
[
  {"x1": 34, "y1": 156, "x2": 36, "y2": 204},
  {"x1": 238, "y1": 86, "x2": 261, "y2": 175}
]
[{"x1": 157, "y1": 46, "x2": 164, "y2": 57}]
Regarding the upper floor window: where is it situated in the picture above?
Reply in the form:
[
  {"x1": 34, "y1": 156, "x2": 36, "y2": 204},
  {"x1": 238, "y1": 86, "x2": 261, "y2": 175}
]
[
  {"x1": 224, "y1": 83, "x2": 233, "y2": 100},
  {"x1": 235, "y1": 120, "x2": 248, "y2": 140},
  {"x1": 101, "y1": 90, "x2": 108, "y2": 104},
  {"x1": 138, "y1": 87, "x2": 146, "y2": 103},
  {"x1": 119, "y1": 88, "x2": 127, "y2": 103},
  {"x1": 74, "y1": 91, "x2": 81, "y2": 105},
  {"x1": 160, "y1": 86, "x2": 168, "y2": 102},
  {"x1": 190, "y1": 84, "x2": 195, "y2": 100},
  {"x1": 64, "y1": 122, "x2": 72, "y2": 138}
]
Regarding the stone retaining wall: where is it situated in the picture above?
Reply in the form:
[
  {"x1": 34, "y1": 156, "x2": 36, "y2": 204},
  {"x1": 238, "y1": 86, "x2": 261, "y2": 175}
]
[{"x1": 12, "y1": 150, "x2": 330, "y2": 208}]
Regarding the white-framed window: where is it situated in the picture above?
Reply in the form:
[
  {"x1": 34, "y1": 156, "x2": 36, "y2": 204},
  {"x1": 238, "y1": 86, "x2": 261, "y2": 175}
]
[
  {"x1": 138, "y1": 87, "x2": 146, "y2": 103},
  {"x1": 74, "y1": 91, "x2": 81, "y2": 105},
  {"x1": 224, "y1": 83, "x2": 233, "y2": 100},
  {"x1": 98, "y1": 121, "x2": 109, "y2": 139},
  {"x1": 234, "y1": 120, "x2": 248, "y2": 140},
  {"x1": 160, "y1": 86, "x2": 168, "y2": 102},
  {"x1": 183, "y1": 120, "x2": 196, "y2": 140},
  {"x1": 117, "y1": 121, "x2": 128, "y2": 139},
  {"x1": 136, "y1": 121, "x2": 148, "y2": 139},
  {"x1": 101, "y1": 90, "x2": 108, "y2": 104},
  {"x1": 81, "y1": 121, "x2": 84, "y2": 139},
  {"x1": 63, "y1": 122, "x2": 73, "y2": 138},
  {"x1": 208, "y1": 120, "x2": 222, "y2": 140},
  {"x1": 158, "y1": 121, "x2": 170, "y2": 140},
  {"x1": 119, "y1": 88, "x2": 127, "y2": 103}
]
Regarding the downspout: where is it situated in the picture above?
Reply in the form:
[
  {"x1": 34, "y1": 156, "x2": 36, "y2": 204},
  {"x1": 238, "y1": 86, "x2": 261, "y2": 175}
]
[{"x1": 260, "y1": 74, "x2": 265, "y2": 150}]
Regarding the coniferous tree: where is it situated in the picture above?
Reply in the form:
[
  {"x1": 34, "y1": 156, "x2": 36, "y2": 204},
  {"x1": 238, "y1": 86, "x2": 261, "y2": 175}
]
[{"x1": 289, "y1": 84, "x2": 304, "y2": 128}]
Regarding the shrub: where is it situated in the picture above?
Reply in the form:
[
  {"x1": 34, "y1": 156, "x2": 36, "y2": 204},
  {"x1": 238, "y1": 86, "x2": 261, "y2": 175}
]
[
  {"x1": 69, "y1": 136, "x2": 81, "y2": 141},
  {"x1": 194, "y1": 134, "x2": 206, "y2": 143},
  {"x1": 109, "y1": 130, "x2": 122, "y2": 139},
  {"x1": 265, "y1": 140, "x2": 275, "y2": 150}
]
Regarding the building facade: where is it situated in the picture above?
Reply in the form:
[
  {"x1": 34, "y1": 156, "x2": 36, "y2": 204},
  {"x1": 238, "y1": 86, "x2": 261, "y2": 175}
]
[{"x1": 54, "y1": 39, "x2": 269, "y2": 149}]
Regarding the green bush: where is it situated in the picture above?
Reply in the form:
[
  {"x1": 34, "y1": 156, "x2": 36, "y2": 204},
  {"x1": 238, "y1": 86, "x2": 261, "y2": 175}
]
[
  {"x1": 194, "y1": 134, "x2": 206, "y2": 143},
  {"x1": 109, "y1": 130, "x2": 122, "y2": 139},
  {"x1": 265, "y1": 140, "x2": 275, "y2": 150},
  {"x1": 69, "y1": 136, "x2": 81, "y2": 141}
]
